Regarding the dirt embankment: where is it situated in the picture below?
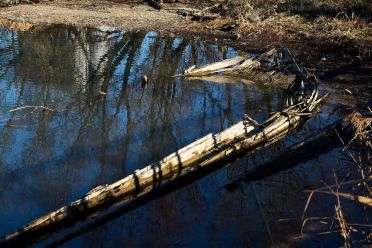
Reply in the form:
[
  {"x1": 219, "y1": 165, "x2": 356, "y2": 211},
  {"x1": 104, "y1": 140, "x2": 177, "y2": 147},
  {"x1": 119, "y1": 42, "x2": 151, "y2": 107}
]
[
  {"x1": 0, "y1": 0, "x2": 189, "y2": 31},
  {"x1": 0, "y1": 0, "x2": 371, "y2": 54},
  {"x1": 1, "y1": 0, "x2": 371, "y2": 50}
]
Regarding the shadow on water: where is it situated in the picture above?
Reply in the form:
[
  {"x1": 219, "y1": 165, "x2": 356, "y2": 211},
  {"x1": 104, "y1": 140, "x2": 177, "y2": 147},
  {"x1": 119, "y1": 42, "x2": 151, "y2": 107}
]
[{"x1": 0, "y1": 25, "x2": 364, "y2": 247}]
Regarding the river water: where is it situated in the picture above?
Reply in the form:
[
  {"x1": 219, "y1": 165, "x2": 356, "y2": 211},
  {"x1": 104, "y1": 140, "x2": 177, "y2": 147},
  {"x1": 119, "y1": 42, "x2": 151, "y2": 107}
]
[{"x1": 0, "y1": 25, "x2": 368, "y2": 247}]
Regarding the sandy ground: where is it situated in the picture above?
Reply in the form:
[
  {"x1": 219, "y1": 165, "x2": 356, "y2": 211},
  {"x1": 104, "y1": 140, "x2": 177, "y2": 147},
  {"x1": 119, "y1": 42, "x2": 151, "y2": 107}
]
[{"x1": 0, "y1": 0, "x2": 190, "y2": 31}]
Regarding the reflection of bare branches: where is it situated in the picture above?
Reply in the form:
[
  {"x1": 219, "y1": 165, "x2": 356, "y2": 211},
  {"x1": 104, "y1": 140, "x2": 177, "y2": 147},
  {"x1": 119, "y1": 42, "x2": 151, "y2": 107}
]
[
  {"x1": 301, "y1": 118, "x2": 371, "y2": 246},
  {"x1": 251, "y1": 182, "x2": 274, "y2": 245},
  {"x1": 0, "y1": 24, "x2": 298, "y2": 247},
  {"x1": 8, "y1": 105, "x2": 59, "y2": 113}
]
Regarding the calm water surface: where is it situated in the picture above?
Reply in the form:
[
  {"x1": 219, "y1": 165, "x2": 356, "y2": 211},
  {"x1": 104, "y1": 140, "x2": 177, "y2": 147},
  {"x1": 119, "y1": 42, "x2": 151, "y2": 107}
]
[{"x1": 0, "y1": 25, "x2": 366, "y2": 247}]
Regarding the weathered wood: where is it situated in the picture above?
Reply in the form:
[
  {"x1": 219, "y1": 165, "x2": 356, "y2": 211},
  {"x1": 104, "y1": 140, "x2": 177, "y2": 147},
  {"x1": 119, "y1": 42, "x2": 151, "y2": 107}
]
[
  {"x1": 0, "y1": 121, "x2": 255, "y2": 247},
  {"x1": 45, "y1": 108, "x2": 338, "y2": 248},
  {"x1": 179, "y1": 48, "x2": 277, "y2": 77},
  {"x1": 183, "y1": 56, "x2": 245, "y2": 75},
  {"x1": 0, "y1": 83, "x2": 326, "y2": 248}
]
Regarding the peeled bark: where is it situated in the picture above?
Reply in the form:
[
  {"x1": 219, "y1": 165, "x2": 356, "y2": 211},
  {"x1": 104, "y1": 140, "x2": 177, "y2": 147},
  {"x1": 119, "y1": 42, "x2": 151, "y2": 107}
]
[{"x1": 178, "y1": 48, "x2": 277, "y2": 77}]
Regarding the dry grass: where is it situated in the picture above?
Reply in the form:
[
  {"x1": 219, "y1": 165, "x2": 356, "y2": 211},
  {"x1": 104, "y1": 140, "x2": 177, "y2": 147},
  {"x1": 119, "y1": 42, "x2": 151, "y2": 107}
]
[
  {"x1": 302, "y1": 175, "x2": 371, "y2": 246},
  {"x1": 306, "y1": 0, "x2": 371, "y2": 9},
  {"x1": 0, "y1": 18, "x2": 34, "y2": 31},
  {"x1": 183, "y1": 0, "x2": 371, "y2": 45},
  {"x1": 234, "y1": 14, "x2": 370, "y2": 45},
  {"x1": 301, "y1": 112, "x2": 371, "y2": 246},
  {"x1": 344, "y1": 112, "x2": 372, "y2": 148}
]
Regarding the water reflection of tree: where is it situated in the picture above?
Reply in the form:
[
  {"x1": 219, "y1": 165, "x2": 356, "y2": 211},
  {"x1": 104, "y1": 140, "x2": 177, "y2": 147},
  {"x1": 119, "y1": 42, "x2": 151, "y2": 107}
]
[{"x1": 0, "y1": 25, "x2": 280, "y2": 241}]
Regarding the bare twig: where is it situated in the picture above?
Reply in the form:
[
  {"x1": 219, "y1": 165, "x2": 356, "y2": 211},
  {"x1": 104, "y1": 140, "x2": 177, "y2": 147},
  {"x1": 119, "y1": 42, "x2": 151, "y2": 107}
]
[
  {"x1": 251, "y1": 183, "x2": 274, "y2": 245},
  {"x1": 304, "y1": 190, "x2": 372, "y2": 206},
  {"x1": 9, "y1": 105, "x2": 59, "y2": 113},
  {"x1": 335, "y1": 193, "x2": 351, "y2": 248}
]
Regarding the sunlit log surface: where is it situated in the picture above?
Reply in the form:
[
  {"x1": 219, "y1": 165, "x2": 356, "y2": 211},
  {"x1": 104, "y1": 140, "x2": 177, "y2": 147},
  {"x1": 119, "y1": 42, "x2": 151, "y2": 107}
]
[
  {"x1": 178, "y1": 48, "x2": 276, "y2": 77},
  {"x1": 0, "y1": 86, "x2": 328, "y2": 247}
]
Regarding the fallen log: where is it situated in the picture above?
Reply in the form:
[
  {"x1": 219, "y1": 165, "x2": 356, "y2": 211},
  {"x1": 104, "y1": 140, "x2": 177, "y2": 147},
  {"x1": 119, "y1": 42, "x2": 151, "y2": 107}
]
[
  {"x1": 0, "y1": 122, "x2": 254, "y2": 247},
  {"x1": 184, "y1": 56, "x2": 245, "y2": 75},
  {"x1": 45, "y1": 96, "x2": 334, "y2": 248},
  {"x1": 177, "y1": 48, "x2": 277, "y2": 77},
  {"x1": 0, "y1": 84, "x2": 327, "y2": 247},
  {"x1": 178, "y1": 48, "x2": 312, "y2": 91}
]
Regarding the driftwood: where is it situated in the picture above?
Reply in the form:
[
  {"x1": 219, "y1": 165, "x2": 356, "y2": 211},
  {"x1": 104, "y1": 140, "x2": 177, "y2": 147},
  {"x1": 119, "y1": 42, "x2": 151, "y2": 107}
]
[
  {"x1": 177, "y1": 48, "x2": 277, "y2": 77},
  {"x1": 0, "y1": 79, "x2": 328, "y2": 247},
  {"x1": 178, "y1": 48, "x2": 320, "y2": 93},
  {"x1": 43, "y1": 103, "x2": 332, "y2": 248}
]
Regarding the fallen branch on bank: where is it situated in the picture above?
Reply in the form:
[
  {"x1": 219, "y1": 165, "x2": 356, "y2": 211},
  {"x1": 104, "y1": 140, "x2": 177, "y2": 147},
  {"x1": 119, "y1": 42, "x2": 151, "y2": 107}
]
[{"x1": 176, "y1": 48, "x2": 277, "y2": 77}]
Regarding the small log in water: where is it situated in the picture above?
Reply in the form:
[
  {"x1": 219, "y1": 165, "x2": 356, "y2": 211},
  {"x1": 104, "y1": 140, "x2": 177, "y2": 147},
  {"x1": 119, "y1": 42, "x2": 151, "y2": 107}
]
[
  {"x1": 0, "y1": 121, "x2": 255, "y2": 247},
  {"x1": 177, "y1": 48, "x2": 277, "y2": 77},
  {"x1": 179, "y1": 48, "x2": 300, "y2": 90},
  {"x1": 0, "y1": 89, "x2": 327, "y2": 247}
]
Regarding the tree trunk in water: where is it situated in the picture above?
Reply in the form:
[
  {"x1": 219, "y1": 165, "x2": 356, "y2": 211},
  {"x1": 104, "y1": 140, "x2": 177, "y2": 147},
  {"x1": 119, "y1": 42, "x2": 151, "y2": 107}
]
[{"x1": 0, "y1": 91, "x2": 328, "y2": 247}]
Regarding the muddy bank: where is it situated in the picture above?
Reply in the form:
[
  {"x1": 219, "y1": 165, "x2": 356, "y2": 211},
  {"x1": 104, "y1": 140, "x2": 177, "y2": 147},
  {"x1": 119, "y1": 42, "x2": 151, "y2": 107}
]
[
  {"x1": 0, "y1": 1, "x2": 215, "y2": 36},
  {"x1": 0, "y1": 0, "x2": 371, "y2": 51}
]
